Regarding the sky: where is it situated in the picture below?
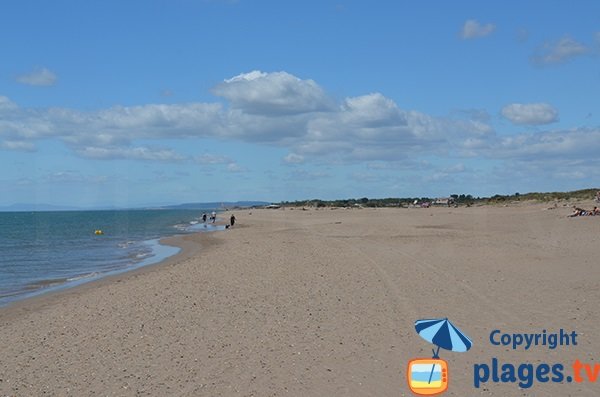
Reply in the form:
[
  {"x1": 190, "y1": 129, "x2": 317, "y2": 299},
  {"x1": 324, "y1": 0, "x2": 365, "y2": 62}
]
[{"x1": 1, "y1": 1, "x2": 599, "y2": 207}]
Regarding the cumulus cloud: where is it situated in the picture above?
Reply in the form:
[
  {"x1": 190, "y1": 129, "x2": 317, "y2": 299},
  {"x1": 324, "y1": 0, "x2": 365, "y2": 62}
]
[
  {"x1": 1, "y1": 70, "x2": 596, "y2": 181},
  {"x1": 341, "y1": 93, "x2": 407, "y2": 129},
  {"x1": 16, "y1": 67, "x2": 58, "y2": 86},
  {"x1": 532, "y1": 36, "x2": 588, "y2": 64},
  {"x1": 460, "y1": 19, "x2": 496, "y2": 39},
  {"x1": 0, "y1": 75, "x2": 493, "y2": 164},
  {"x1": 0, "y1": 102, "x2": 224, "y2": 148},
  {"x1": 501, "y1": 103, "x2": 559, "y2": 125},
  {"x1": 456, "y1": 125, "x2": 600, "y2": 192},
  {"x1": 480, "y1": 128, "x2": 600, "y2": 161},
  {"x1": 213, "y1": 71, "x2": 335, "y2": 115}
]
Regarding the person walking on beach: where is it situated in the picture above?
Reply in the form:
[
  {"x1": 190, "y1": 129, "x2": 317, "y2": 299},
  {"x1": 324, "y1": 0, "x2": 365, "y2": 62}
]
[
  {"x1": 230, "y1": 214, "x2": 236, "y2": 227},
  {"x1": 211, "y1": 211, "x2": 217, "y2": 223}
]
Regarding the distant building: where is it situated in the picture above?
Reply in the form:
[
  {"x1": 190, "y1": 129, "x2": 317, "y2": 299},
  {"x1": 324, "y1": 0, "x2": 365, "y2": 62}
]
[{"x1": 433, "y1": 197, "x2": 455, "y2": 207}]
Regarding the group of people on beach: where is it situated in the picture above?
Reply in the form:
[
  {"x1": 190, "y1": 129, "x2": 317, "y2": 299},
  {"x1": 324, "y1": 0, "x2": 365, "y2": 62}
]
[
  {"x1": 201, "y1": 211, "x2": 218, "y2": 223},
  {"x1": 569, "y1": 206, "x2": 600, "y2": 217},
  {"x1": 201, "y1": 211, "x2": 236, "y2": 227}
]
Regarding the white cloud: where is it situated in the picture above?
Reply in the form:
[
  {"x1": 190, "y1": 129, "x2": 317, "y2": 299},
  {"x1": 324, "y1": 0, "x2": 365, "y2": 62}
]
[
  {"x1": 1, "y1": 70, "x2": 597, "y2": 182},
  {"x1": 484, "y1": 128, "x2": 600, "y2": 160},
  {"x1": 227, "y1": 162, "x2": 246, "y2": 173},
  {"x1": 76, "y1": 146, "x2": 186, "y2": 162},
  {"x1": 213, "y1": 70, "x2": 335, "y2": 115},
  {"x1": 501, "y1": 103, "x2": 559, "y2": 125},
  {"x1": 486, "y1": 157, "x2": 600, "y2": 193},
  {"x1": 0, "y1": 81, "x2": 493, "y2": 164},
  {"x1": 0, "y1": 96, "x2": 18, "y2": 110},
  {"x1": 533, "y1": 36, "x2": 588, "y2": 64},
  {"x1": 283, "y1": 153, "x2": 305, "y2": 164},
  {"x1": 0, "y1": 102, "x2": 223, "y2": 148},
  {"x1": 460, "y1": 19, "x2": 496, "y2": 39},
  {"x1": 16, "y1": 67, "x2": 58, "y2": 86},
  {"x1": 293, "y1": 95, "x2": 492, "y2": 162},
  {"x1": 0, "y1": 140, "x2": 36, "y2": 151},
  {"x1": 341, "y1": 93, "x2": 407, "y2": 129}
]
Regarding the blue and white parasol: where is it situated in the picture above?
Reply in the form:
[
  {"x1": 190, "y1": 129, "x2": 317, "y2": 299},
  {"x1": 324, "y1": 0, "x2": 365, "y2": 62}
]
[{"x1": 414, "y1": 318, "x2": 472, "y2": 384}]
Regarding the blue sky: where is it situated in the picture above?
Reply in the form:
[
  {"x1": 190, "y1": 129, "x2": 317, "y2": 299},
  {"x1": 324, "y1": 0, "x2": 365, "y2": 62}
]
[{"x1": 1, "y1": 1, "x2": 599, "y2": 207}]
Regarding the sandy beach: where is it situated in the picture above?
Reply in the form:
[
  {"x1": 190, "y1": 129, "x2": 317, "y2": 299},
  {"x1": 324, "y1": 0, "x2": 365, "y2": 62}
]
[{"x1": 1, "y1": 204, "x2": 599, "y2": 396}]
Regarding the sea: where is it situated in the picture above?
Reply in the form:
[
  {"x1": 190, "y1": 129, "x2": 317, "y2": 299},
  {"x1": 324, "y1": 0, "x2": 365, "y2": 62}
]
[{"x1": 0, "y1": 209, "x2": 224, "y2": 307}]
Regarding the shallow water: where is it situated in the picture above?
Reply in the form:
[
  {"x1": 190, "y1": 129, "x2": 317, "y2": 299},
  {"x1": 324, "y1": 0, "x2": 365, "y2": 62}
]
[{"x1": 0, "y1": 209, "x2": 222, "y2": 306}]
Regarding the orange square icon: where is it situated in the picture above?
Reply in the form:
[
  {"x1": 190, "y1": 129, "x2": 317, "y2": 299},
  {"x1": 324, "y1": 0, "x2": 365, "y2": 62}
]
[{"x1": 407, "y1": 358, "x2": 448, "y2": 395}]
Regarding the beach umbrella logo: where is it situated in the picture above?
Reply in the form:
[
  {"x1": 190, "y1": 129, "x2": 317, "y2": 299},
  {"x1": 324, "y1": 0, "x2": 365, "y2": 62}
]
[{"x1": 407, "y1": 318, "x2": 472, "y2": 396}]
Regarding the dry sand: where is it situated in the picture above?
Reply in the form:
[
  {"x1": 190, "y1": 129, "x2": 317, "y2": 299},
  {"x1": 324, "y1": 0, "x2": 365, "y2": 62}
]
[{"x1": 1, "y1": 204, "x2": 599, "y2": 396}]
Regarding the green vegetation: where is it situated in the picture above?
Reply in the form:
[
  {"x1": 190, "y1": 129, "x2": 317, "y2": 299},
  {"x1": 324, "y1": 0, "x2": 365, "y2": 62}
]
[
  {"x1": 485, "y1": 188, "x2": 598, "y2": 204},
  {"x1": 277, "y1": 188, "x2": 599, "y2": 208}
]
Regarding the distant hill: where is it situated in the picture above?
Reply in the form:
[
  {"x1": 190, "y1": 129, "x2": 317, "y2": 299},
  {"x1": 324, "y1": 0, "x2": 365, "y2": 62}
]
[
  {"x1": 159, "y1": 201, "x2": 270, "y2": 210},
  {"x1": 0, "y1": 201, "x2": 271, "y2": 212}
]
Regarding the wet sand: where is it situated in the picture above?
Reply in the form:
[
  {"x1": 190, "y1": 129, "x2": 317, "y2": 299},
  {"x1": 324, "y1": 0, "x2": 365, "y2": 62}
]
[{"x1": 1, "y1": 204, "x2": 599, "y2": 396}]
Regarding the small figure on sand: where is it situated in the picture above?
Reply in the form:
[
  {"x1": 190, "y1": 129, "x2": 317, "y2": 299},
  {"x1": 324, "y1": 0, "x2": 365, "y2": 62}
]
[
  {"x1": 568, "y1": 206, "x2": 599, "y2": 217},
  {"x1": 202, "y1": 213, "x2": 207, "y2": 223},
  {"x1": 569, "y1": 206, "x2": 586, "y2": 217},
  {"x1": 230, "y1": 214, "x2": 236, "y2": 227},
  {"x1": 211, "y1": 211, "x2": 217, "y2": 223}
]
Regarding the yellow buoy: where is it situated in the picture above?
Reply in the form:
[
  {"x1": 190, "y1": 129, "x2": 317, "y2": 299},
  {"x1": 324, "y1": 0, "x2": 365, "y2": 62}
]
[{"x1": 94, "y1": 230, "x2": 104, "y2": 235}]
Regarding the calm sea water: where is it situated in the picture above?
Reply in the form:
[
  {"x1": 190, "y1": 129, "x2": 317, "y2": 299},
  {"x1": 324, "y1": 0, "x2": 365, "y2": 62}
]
[{"x1": 0, "y1": 209, "x2": 223, "y2": 306}]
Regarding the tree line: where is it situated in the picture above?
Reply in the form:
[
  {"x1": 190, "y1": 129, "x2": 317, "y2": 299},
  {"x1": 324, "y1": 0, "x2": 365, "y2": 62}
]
[{"x1": 276, "y1": 188, "x2": 598, "y2": 208}]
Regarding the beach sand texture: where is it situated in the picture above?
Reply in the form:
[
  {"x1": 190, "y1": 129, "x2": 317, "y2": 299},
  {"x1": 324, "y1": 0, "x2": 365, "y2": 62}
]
[{"x1": 1, "y1": 205, "x2": 599, "y2": 396}]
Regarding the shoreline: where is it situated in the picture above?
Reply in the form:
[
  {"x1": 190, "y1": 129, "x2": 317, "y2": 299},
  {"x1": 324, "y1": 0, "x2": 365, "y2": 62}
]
[
  {"x1": 0, "y1": 212, "x2": 229, "y2": 310},
  {"x1": 0, "y1": 238, "x2": 181, "y2": 309},
  {"x1": 0, "y1": 227, "x2": 222, "y2": 320}
]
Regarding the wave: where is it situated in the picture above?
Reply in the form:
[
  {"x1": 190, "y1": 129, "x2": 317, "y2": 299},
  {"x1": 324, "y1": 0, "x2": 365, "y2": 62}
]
[
  {"x1": 117, "y1": 241, "x2": 136, "y2": 249},
  {"x1": 67, "y1": 272, "x2": 100, "y2": 282}
]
